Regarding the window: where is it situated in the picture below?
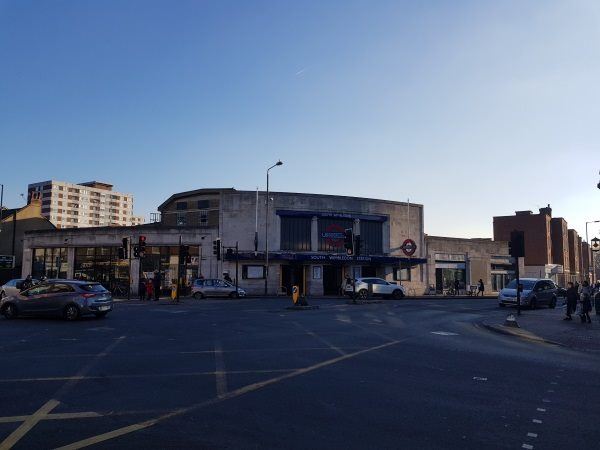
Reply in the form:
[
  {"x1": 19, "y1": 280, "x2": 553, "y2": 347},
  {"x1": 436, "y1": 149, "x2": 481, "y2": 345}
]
[
  {"x1": 197, "y1": 200, "x2": 210, "y2": 209},
  {"x1": 242, "y1": 265, "x2": 265, "y2": 279},
  {"x1": 281, "y1": 217, "x2": 312, "y2": 251},
  {"x1": 199, "y1": 210, "x2": 208, "y2": 225},
  {"x1": 360, "y1": 220, "x2": 383, "y2": 255},
  {"x1": 26, "y1": 285, "x2": 52, "y2": 296},
  {"x1": 176, "y1": 212, "x2": 186, "y2": 226},
  {"x1": 318, "y1": 218, "x2": 353, "y2": 252},
  {"x1": 176, "y1": 202, "x2": 188, "y2": 210},
  {"x1": 50, "y1": 283, "x2": 75, "y2": 294},
  {"x1": 394, "y1": 266, "x2": 411, "y2": 281}
]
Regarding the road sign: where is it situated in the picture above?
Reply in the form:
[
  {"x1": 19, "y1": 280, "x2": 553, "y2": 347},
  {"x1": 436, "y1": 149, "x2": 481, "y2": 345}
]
[{"x1": 400, "y1": 239, "x2": 417, "y2": 256}]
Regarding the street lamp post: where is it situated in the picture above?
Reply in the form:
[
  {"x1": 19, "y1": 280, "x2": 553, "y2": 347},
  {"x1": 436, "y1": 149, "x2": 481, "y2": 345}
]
[
  {"x1": 586, "y1": 220, "x2": 600, "y2": 282},
  {"x1": 0, "y1": 183, "x2": 4, "y2": 234},
  {"x1": 264, "y1": 160, "x2": 283, "y2": 296}
]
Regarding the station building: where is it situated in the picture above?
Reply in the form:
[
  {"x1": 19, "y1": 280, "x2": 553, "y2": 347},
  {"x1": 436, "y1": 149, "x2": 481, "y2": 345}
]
[{"x1": 22, "y1": 188, "x2": 427, "y2": 296}]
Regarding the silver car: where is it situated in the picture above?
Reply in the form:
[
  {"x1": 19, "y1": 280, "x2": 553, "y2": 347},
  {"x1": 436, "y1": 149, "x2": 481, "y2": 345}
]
[
  {"x1": 498, "y1": 278, "x2": 558, "y2": 309},
  {"x1": 345, "y1": 277, "x2": 406, "y2": 299},
  {"x1": 0, "y1": 280, "x2": 113, "y2": 321},
  {"x1": 1, "y1": 278, "x2": 40, "y2": 299},
  {"x1": 191, "y1": 279, "x2": 246, "y2": 299}
]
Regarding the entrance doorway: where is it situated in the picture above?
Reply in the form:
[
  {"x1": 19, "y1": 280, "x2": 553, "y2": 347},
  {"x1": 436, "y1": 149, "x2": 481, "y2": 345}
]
[
  {"x1": 281, "y1": 264, "x2": 305, "y2": 296},
  {"x1": 323, "y1": 265, "x2": 343, "y2": 295}
]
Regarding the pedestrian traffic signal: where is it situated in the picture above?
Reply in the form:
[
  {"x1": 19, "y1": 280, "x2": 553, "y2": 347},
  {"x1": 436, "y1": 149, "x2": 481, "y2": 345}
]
[
  {"x1": 119, "y1": 238, "x2": 128, "y2": 259},
  {"x1": 509, "y1": 230, "x2": 525, "y2": 258},
  {"x1": 344, "y1": 228, "x2": 354, "y2": 255},
  {"x1": 133, "y1": 245, "x2": 140, "y2": 258},
  {"x1": 354, "y1": 235, "x2": 362, "y2": 256},
  {"x1": 138, "y1": 235, "x2": 146, "y2": 258},
  {"x1": 213, "y1": 238, "x2": 221, "y2": 260}
]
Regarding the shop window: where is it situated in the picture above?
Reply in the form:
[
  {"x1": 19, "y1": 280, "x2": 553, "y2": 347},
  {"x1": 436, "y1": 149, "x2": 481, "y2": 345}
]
[
  {"x1": 242, "y1": 265, "x2": 265, "y2": 279},
  {"x1": 281, "y1": 217, "x2": 311, "y2": 251},
  {"x1": 393, "y1": 266, "x2": 412, "y2": 281}
]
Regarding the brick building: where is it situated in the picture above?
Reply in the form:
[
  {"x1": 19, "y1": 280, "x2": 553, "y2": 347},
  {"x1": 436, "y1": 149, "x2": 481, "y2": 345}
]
[
  {"x1": 568, "y1": 229, "x2": 581, "y2": 282},
  {"x1": 550, "y1": 217, "x2": 570, "y2": 286}
]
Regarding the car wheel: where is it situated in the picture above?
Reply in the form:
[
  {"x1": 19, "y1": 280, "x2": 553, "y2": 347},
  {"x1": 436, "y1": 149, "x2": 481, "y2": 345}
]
[
  {"x1": 0, "y1": 291, "x2": 5, "y2": 300},
  {"x1": 94, "y1": 312, "x2": 108, "y2": 319},
  {"x1": 192, "y1": 292, "x2": 204, "y2": 300},
  {"x1": 392, "y1": 289, "x2": 404, "y2": 300},
  {"x1": 358, "y1": 289, "x2": 368, "y2": 300},
  {"x1": 549, "y1": 297, "x2": 557, "y2": 309},
  {"x1": 530, "y1": 298, "x2": 537, "y2": 310},
  {"x1": 63, "y1": 304, "x2": 80, "y2": 321},
  {"x1": 2, "y1": 304, "x2": 17, "y2": 320},
  {"x1": 229, "y1": 291, "x2": 239, "y2": 299}
]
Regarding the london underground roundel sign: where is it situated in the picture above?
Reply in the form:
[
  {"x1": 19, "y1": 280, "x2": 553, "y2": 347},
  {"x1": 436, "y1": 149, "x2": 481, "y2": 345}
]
[{"x1": 401, "y1": 238, "x2": 417, "y2": 256}]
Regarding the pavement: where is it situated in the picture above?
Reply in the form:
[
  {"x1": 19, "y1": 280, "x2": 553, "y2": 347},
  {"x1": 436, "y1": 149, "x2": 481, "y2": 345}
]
[
  {"x1": 1, "y1": 297, "x2": 599, "y2": 449},
  {"x1": 483, "y1": 302, "x2": 600, "y2": 352}
]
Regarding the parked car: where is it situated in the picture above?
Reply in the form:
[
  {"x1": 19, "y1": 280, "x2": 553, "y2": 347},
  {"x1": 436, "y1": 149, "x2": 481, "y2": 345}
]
[
  {"x1": 345, "y1": 277, "x2": 406, "y2": 299},
  {"x1": 0, "y1": 278, "x2": 40, "y2": 299},
  {"x1": 191, "y1": 279, "x2": 246, "y2": 299},
  {"x1": 0, "y1": 280, "x2": 113, "y2": 321},
  {"x1": 498, "y1": 278, "x2": 558, "y2": 309}
]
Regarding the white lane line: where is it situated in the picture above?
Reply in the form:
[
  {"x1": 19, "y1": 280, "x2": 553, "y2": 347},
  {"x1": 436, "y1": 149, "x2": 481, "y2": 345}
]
[
  {"x1": 536, "y1": 408, "x2": 546, "y2": 412},
  {"x1": 527, "y1": 432, "x2": 538, "y2": 438},
  {"x1": 522, "y1": 444, "x2": 533, "y2": 449},
  {"x1": 214, "y1": 341, "x2": 228, "y2": 398},
  {"x1": 0, "y1": 399, "x2": 60, "y2": 450},
  {"x1": 547, "y1": 389, "x2": 555, "y2": 393},
  {"x1": 472, "y1": 377, "x2": 487, "y2": 381},
  {"x1": 542, "y1": 399, "x2": 551, "y2": 403},
  {"x1": 532, "y1": 419, "x2": 542, "y2": 424},
  {"x1": 431, "y1": 331, "x2": 459, "y2": 336}
]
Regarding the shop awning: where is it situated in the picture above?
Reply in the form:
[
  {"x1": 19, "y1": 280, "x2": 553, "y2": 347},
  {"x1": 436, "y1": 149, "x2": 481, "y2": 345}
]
[{"x1": 225, "y1": 251, "x2": 426, "y2": 266}]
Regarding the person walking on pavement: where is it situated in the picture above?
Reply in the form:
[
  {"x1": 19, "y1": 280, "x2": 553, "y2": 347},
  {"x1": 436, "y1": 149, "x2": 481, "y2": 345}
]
[
  {"x1": 579, "y1": 280, "x2": 592, "y2": 324},
  {"x1": 152, "y1": 271, "x2": 161, "y2": 301},
  {"x1": 138, "y1": 277, "x2": 147, "y2": 301},
  {"x1": 595, "y1": 282, "x2": 600, "y2": 316},
  {"x1": 454, "y1": 278, "x2": 460, "y2": 296},
  {"x1": 145, "y1": 278, "x2": 153, "y2": 301},
  {"x1": 477, "y1": 279, "x2": 485, "y2": 297},
  {"x1": 564, "y1": 282, "x2": 578, "y2": 321},
  {"x1": 223, "y1": 272, "x2": 232, "y2": 283}
]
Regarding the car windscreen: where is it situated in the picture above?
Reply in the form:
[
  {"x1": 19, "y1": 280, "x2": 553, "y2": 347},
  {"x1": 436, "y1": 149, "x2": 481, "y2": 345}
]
[
  {"x1": 505, "y1": 279, "x2": 536, "y2": 290},
  {"x1": 80, "y1": 283, "x2": 108, "y2": 292}
]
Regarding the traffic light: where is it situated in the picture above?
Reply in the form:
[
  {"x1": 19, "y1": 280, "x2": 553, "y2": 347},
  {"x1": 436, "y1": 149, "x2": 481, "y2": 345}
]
[
  {"x1": 354, "y1": 235, "x2": 362, "y2": 256},
  {"x1": 213, "y1": 238, "x2": 221, "y2": 260},
  {"x1": 119, "y1": 238, "x2": 128, "y2": 259},
  {"x1": 226, "y1": 248, "x2": 234, "y2": 259},
  {"x1": 344, "y1": 228, "x2": 354, "y2": 255},
  {"x1": 133, "y1": 245, "x2": 140, "y2": 258},
  {"x1": 509, "y1": 230, "x2": 525, "y2": 258},
  {"x1": 138, "y1": 235, "x2": 146, "y2": 258},
  {"x1": 180, "y1": 245, "x2": 190, "y2": 264}
]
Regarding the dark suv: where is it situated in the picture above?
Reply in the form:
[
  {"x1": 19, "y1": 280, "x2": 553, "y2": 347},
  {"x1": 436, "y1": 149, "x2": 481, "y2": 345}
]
[{"x1": 0, "y1": 280, "x2": 113, "y2": 321}]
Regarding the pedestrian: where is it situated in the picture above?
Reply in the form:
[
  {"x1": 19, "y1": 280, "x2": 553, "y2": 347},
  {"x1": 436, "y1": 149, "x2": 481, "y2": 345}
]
[
  {"x1": 21, "y1": 275, "x2": 33, "y2": 291},
  {"x1": 138, "y1": 277, "x2": 147, "y2": 301},
  {"x1": 477, "y1": 279, "x2": 485, "y2": 297},
  {"x1": 454, "y1": 279, "x2": 460, "y2": 296},
  {"x1": 564, "y1": 282, "x2": 578, "y2": 321},
  {"x1": 579, "y1": 280, "x2": 592, "y2": 324},
  {"x1": 153, "y1": 271, "x2": 161, "y2": 301},
  {"x1": 146, "y1": 278, "x2": 154, "y2": 301},
  {"x1": 223, "y1": 272, "x2": 232, "y2": 283},
  {"x1": 595, "y1": 284, "x2": 600, "y2": 316},
  {"x1": 340, "y1": 274, "x2": 349, "y2": 296}
]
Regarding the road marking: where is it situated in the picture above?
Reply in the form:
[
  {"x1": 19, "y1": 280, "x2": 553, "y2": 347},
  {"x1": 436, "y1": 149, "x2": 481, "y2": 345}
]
[
  {"x1": 547, "y1": 389, "x2": 554, "y2": 393},
  {"x1": 293, "y1": 322, "x2": 346, "y2": 356},
  {"x1": 0, "y1": 369, "x2": 295, "y2": 383},
  {"x1": 472, "y1": 377, "x2": 487, "y2": 381},
  {"x1": 55, "y1": 339, "x2": 402, "y2": 449},
  {"x1": 522, "y1": 444, "x2": 533, "y2": 449},
  {"x1": 532, "y1": 419, "x2": 542, "y2": 424},
  {"x1": 0, "y1": 411, "x2": 101, "y2": 424},
  {"x1": 542, "y1": 399, "x2": 551, "y2": 403},
  {"x1": 536, "y1": 408, "x2": 546, "y2": 412},
  {"x1": 527, "y1": 433, "x2": 538, "y2": 438},
  {"x1": 0, "y1": 399, "x2": 60, "y2": 450},
  {"x1": 214, "y1": 341, "x2": 228, "y2": 398},
  {"x1": 431, "y1": 331, "x2": 459, "y2": 336}
]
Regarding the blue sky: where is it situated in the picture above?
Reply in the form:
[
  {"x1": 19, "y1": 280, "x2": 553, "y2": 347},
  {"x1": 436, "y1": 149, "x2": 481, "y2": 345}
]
[{"x1": 1, "y1": 0, "x2": 599, "y2": 239}]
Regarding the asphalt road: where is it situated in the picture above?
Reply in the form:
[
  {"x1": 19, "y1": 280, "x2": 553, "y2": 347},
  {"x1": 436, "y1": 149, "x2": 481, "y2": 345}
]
[{"x1": 0, "y1": 297, "x2": 599, "y2": 449}]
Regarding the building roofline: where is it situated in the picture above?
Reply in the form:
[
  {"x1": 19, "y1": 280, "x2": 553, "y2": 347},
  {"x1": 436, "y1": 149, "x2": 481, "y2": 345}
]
[{"x1": 157, "y1": 188, "x2": 423, "y2": 211}]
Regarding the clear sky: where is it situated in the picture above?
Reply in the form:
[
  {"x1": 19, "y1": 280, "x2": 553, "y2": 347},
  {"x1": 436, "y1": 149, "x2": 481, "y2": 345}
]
[{"x1": 1, "y1": 0, "x2": 599, "y2": 239}]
